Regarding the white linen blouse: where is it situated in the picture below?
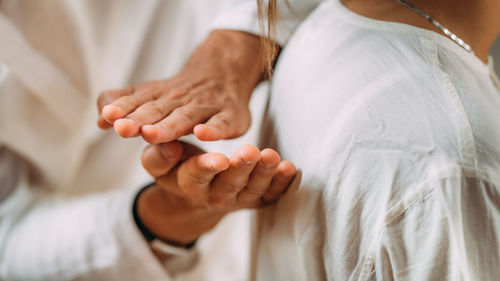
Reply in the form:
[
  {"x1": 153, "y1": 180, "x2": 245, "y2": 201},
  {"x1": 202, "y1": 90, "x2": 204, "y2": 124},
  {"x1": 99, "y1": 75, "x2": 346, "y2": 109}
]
[{"x1": 247, "y1": 1, "x2": 500, "y2": 280}]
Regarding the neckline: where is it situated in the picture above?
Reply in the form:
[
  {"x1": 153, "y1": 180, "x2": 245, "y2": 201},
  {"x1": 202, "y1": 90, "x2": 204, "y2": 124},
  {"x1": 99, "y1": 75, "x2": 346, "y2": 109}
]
[{"x1": 332, "y1": 0, "x2": 494, "y2": 77}]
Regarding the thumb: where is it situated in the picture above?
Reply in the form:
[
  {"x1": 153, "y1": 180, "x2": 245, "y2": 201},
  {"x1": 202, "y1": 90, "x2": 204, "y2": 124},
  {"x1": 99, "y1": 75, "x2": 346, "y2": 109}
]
[{"x1": 141, "y1": 141, "x2": 183, "y2": 178}]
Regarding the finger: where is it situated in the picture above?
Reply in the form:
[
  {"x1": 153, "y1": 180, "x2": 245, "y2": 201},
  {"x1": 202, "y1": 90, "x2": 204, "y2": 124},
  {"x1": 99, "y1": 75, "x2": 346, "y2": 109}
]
[
  {"x1": 237, "y1": 148, "x2": 281, "y2": 202},
  {"x1": 262, "y1": 161, "x2": 296, "y2": 202},
  {"x1": 208, "y1": 145, "x2": 261, "y2": 207},
  {"x1": 97, "y1": 87, "x2": 133, "y2": 113},
  {"x1": 179, "y1": 142, "x2": 206, "y2": 161},
  {"x1": 194, "y1": 108, "x2": 250, "y2": 141},
  {"x1": 174, "y1": 152, "x2": 230, "y2": 200},
  {"x1": 113, "y1": 97, "x2": 183, "y2": 138},
  {"x1": 102, "y1": 87, "x2": 160, "y2": 123},
  {"x1": 141, "y1": 141, "x2": 183, "y2": 178},
  {"x1": 141, "y1": 105, "x2": 219, "y2": 144},
  {"x1": 97, "y1": 116, "x2": 113, "y2": 129},
  {"x1": 97, "y1": 88, "x2": 134, "y2": 129}
]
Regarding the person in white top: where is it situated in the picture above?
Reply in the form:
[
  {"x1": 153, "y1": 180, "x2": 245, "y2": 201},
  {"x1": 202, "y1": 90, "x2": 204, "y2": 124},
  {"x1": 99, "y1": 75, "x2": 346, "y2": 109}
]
[
  {"x1": 0, "y1": 1, "x2": 298, "y2": 280},
  {"x1": 113, "y1": 0, "x2": 500, "y2": 280}
]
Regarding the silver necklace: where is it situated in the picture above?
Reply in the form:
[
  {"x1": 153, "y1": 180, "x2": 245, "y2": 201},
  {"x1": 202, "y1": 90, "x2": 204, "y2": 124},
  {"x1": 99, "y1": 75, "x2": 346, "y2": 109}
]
[{"x1": 396, "y1": 0, "x2": 474, "y2": 54}]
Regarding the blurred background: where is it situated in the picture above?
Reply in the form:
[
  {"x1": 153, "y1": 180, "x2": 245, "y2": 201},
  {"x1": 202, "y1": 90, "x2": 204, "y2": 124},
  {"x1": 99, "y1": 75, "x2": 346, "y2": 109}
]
[{"x1": 493, "y1": 37, "x2": 500, "y2": 73}]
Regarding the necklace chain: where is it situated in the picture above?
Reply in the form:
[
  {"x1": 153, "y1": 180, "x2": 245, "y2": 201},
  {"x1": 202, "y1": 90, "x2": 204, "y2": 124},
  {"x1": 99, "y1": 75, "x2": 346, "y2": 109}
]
[{"x1": 396, "y1": 0, "x2": 474, "y2": 54}]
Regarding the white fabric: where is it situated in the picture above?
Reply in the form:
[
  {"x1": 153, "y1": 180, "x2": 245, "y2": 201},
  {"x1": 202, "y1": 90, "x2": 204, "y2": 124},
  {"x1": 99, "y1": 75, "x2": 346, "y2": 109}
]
[
  {"x1": 0, "y1": 1, "x2": 258, "y2": 280},
  {"x1": 251, "y1": 1, "x2": 500, "y2": 280},
  {"x1": 3, "y1": 0, "x2": 500, "y2": 280},
  {"x1": 212, "y1": 0, "x2": 321, "y2": 46}
]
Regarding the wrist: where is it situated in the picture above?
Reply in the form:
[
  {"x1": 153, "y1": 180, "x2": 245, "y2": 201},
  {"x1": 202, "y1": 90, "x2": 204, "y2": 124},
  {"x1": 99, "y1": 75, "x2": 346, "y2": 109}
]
[{"x1": 134, "y1": 184, "x2": 197, "y2": 247}]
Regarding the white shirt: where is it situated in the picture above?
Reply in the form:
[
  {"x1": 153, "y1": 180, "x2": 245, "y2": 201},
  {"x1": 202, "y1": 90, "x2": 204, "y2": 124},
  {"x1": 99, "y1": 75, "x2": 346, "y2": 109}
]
[{"x1": 249, "y1": 1, "x2": 500, "y2": 280}]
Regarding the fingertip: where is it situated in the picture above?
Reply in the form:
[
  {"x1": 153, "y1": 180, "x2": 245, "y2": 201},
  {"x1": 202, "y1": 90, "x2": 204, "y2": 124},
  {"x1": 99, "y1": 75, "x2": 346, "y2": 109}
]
[
  {"x1": 113, "y1": 119, "x2": 139, "y2": 138},
  {"x1": 278, "y1": 160, "x2": 297, "y2": 177},
  {"x1": 260, "y1": 148, "x2": 281, "y2": 165},
  {"x1": 236, "y1": 144, "x2": 261, "y2": 163},
  {"x1": 102, "y1": 105, "x2": 125, "y2": 123},
  {"x1": 97, "y1": 116, "x2": 112, "y2": 129},
  {"x1": 141, "y1": 125, "x2": 160, "y2": 144},
  {"x1": 194, "y1": 124, "x2": 221, "y2": 141},
  {"x1": 141, "y1": 125, "x2": 175, "y2": 144},
  {"x1": 201, "y1": 153, "x2": 230, "y2": 171}
]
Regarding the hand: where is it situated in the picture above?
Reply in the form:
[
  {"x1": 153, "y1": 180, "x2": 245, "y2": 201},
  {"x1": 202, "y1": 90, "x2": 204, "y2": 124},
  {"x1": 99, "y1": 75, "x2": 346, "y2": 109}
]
[
  {"x1": 136, "y1": 141, "x2": 296, "y2": 245},
  {"x1": 97, "y1": 30, "x2": 265, "y2": 144}
]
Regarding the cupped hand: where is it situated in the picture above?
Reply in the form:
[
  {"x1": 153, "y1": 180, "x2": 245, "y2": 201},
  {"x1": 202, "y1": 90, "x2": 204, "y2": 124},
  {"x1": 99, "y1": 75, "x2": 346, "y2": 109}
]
[
  {"x1": 136, "y1": 141, "x2": 296, "y2": 245},
  {"x1": 97, "y1": 30, "x2": 265, "y2": 143}
]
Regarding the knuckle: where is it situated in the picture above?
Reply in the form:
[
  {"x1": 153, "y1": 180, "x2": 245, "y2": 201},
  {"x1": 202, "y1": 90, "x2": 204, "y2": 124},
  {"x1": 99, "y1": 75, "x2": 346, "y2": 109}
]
[
  {"x1": 145, "y1": 100, "x2": 165, "y2": 115},
  {"x1": 120, "y1": 95, "x2": 138, "y2": 105},
  {"x1": 140, "y1": 86, "x2": 161, "y2": 99},
  {"x1": 215, "y1": 116, "x2": 232, "y2": 129},
  {"x1": 243, "y1": 187, "x2": 266, "y2": 198},
  {"x1": 219, "y1": 181, "x2": 245, "y2": 193},
  {"x1": 192, "y1": 94, "x2": 213, "y2": 106},
  {"x1": 175, "y1": 109, "x2": 196, "y2": 123},
  {"x1": 186, "y1": 170, "x2": 209, "y2": 186},
  {"x1": 208, "y1": 197, "x2": 227, "y2": 209}
]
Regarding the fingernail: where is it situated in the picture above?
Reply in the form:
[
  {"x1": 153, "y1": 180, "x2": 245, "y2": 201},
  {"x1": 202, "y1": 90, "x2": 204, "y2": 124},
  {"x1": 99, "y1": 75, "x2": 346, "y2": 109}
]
[
  {"x1": 103, "y1": 105, "x2": 124, "y2": 120},
  {"x1": 159, "y1": 145, "x2": 169, "y2": 159},
  {"x1": 160, "y1": 145, "x2": 177, "y2": 159},
  {"x1": 122, "y1": 118, "x2": 137, "y2": 126},
  {"x1": 206, "y1": 125, "x2": 220, "y2": 134},
  {"x1": 142, "y1": 124, "x2": 154, "y2": 132}
]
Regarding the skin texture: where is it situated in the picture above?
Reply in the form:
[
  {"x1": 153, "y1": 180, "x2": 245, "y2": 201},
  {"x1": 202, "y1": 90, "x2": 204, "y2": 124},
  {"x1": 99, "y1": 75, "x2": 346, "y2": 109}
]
[
  {"x1": 342, "y1": 0, "x2": 500, "y2": 63},
  {"x1": 97, "y1": 30, "x2": 266, "y2": 143},
  {"x1": 137, "y1": 141, "x2": 297, "y2": 246}
]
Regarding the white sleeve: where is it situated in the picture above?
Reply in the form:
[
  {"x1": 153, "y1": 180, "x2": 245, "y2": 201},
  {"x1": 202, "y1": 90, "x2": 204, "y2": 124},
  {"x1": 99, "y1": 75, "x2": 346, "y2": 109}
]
[
  {"x1": 0, "y1": 153, "x2": 174, "y2": 281},
  {"x1": 211, "y1": 0, "x2": 322, "y2": 46},
  {"x1": 374, "y1": 176, "x2": 500, "y2": 281}
]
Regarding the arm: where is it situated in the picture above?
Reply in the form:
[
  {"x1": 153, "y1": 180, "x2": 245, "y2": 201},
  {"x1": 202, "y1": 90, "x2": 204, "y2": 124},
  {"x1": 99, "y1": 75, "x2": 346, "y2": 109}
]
[
  {"x1": 0, "y1": 152, "x2": 171, "y2": 280},
  {"x1": 0, "y1": 142, "x2": 296, "y2": 280},
  {"x1": 97, "y1": 0, "x2": 323, "y2": 144},
  {"x1": 97, "y1": 30, "x2": 266, "y2": 143}
]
